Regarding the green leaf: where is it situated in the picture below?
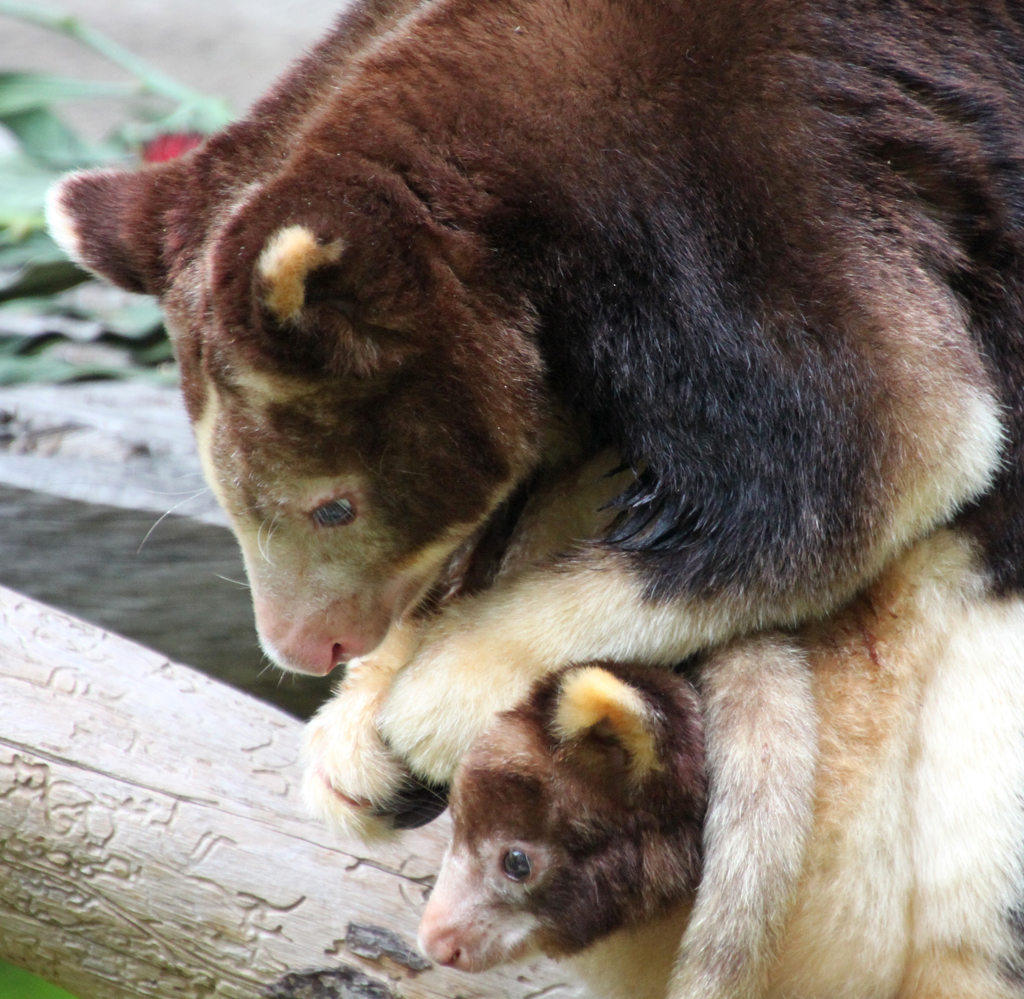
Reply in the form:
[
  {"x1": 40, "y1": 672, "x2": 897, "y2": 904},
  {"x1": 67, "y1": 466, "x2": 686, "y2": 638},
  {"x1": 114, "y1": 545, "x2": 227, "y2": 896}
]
[
  {"x1": 0, "y1": 331, "x2": 36, "y2": 356},
  {"x1": 117, "y1": 97, "x2": 233, "y2": 148},
  {"x1": 89, "y1": 297, "x2": 164, "y2": 339},
  {"x1": 0, "y1": 71, "x2": 137, "y2": 115},
  {"x1": 0, "y1": 352, "x2": 102, "y2": 385},
  {"x1": 0, "y1": 299, "x2": 102, "y2": 339},
  {"x1": 0, "y1": 229, "x2": 67, "y2": 268},
  {"x1": 129, "y1": 336, "x2": 174, "y2": 364},
  {"x1": 0, "y1": 280, "x2": 164, "y2": 336},
  {"x1": 0, "y1": 959, "x2": 79, "y2": 999},
  {"x1": 0, "y1": 260, "x2": 91, "y2": 302},
  {"x1": 0, "y1": 107, "x2": 108, "y2": 169},
  {"x1": 0, "y1": 350, "x2": 177, "y2": 385},
  {"x1": 0, "y1": 154, "x2": 58, "y2": 237},
  {"x1": 152, "y1": 95, "x2": 233, "y2": 135}
]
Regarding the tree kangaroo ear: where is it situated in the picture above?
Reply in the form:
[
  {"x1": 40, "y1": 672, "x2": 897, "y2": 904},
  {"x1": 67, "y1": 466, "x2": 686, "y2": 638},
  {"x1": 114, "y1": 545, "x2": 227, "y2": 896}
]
[
  {"x1": 245, "y1": 222, "x2": 410, "y2": 379},
  {"x1": 553, "y1": 665, "x2": 661, "y2": 782},
  {"x1": 45, "y1": 165, "x2": 184, "y2": 296}
]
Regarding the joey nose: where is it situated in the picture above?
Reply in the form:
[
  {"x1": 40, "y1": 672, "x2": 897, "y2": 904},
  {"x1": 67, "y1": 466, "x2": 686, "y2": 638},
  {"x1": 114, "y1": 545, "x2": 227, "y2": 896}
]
[{"x1": 417, "y1": 922, "x2": 465, "y2": 968}]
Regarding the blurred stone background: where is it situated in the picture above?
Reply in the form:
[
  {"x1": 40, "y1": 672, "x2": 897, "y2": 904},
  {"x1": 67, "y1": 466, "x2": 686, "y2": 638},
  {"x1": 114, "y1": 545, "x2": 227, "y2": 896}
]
[{"x1": 0, "y1": 1, "x2": 348, "y2": 718}]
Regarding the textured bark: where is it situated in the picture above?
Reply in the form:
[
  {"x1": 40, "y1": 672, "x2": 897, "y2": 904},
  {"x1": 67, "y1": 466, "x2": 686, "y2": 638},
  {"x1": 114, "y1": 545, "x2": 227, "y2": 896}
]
[{"x1": 0, "y1": 585, "x2": 585, "y2": 999}]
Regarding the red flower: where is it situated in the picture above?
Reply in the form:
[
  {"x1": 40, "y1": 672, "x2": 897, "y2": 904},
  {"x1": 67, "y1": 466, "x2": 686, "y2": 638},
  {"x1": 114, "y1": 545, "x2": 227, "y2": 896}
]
[{"x1": 141, "y1": 132, "x2": 204, "y2": 163}]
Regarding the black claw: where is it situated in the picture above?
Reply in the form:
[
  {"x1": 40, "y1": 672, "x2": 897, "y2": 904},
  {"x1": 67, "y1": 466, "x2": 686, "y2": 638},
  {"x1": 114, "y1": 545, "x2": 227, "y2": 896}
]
[{"x1": 373, "y1": 776, "x2": 450, "y2": 829}]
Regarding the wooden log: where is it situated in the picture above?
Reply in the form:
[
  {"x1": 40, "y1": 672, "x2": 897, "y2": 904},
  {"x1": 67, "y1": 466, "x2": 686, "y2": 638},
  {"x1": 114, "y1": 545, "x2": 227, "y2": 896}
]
[{"x1": 0, "y1": 584, "x2": 586, "y2": 999}]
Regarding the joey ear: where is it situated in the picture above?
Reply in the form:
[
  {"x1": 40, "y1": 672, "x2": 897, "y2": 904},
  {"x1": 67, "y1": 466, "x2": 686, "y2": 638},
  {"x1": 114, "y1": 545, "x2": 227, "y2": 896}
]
[
  {"x1": 46, "y1": 165, "x2": 182, "y2": 296},
  {"x1": 257, "y1": 225, "x2": 345, "y2": 322},
  {"x1": 553, "y1": 666, "x2": 660, "y2": 780}
]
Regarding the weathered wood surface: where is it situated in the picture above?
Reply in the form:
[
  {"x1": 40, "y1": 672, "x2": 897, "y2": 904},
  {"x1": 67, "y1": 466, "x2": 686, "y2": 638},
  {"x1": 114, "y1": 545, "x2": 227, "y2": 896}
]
[
  {"x1": 0, "y1": 484, "x2": 334, "y2": 719},
  {"x1": 0, "y1": 383, "x2": 226, "y2": 525},
  {"x1": 0, "y1": 584, "x2": 586, "y2": 999}
]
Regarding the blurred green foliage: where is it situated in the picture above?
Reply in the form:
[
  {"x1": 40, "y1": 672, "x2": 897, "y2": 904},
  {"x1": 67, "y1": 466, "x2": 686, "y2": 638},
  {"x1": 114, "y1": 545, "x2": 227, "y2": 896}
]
[
  {"x1": 0, "y1": 1, "x2": 232, "y2": 385},
  {"x1": 0, "y1": 960, "x2": 77, "y2": 998}
]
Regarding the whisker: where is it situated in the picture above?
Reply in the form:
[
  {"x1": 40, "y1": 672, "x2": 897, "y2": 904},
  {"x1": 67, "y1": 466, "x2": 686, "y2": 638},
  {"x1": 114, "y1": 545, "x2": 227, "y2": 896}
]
[
  {"x1": 136, "y1": 490, "x2": 209, "y2": 553},
  {"x1": 266, "y1": 510, "x2": 283, "y2": 548},
  {"x1": 256, "y1": 516, "x2": 276, "y2": 566},
  {"x1": 142, "y1": 485, "x2": 213, "y2": 497},
  {"x1": 214, "y1": 574, "x2": 250, "y2": 589}
]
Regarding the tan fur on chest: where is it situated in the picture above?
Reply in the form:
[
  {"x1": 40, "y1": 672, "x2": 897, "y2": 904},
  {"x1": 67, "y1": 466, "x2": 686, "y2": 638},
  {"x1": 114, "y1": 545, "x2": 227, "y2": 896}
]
[{"x1": 767, "y1": 533, "x2": 1024, "y2": 999}]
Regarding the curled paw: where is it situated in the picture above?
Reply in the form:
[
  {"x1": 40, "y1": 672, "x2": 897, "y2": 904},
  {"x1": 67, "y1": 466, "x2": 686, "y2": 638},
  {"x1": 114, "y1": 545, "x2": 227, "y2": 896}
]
[
  {"x1": 302, "y1": 687, "x2": 408, "y2": 841},
  {"x1": 301, "y1": 674, "x2": 448, "y2": 840}
]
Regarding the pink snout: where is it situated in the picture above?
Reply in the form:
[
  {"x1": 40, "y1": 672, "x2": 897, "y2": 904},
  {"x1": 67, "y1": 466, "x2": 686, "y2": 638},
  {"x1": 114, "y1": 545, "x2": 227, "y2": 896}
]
[
  {"x1": 418, "y1": 908, "x2": 476, "y2": 971},
  {"x1": 254, "y1": 597, "x2": 388, "y2": 675}
]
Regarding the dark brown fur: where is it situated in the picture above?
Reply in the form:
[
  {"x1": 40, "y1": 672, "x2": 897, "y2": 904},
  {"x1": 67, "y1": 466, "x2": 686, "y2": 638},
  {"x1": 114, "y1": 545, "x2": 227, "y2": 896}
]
[{"x1": 52, "y1": 0, "x2": 1020, "y2": 622}]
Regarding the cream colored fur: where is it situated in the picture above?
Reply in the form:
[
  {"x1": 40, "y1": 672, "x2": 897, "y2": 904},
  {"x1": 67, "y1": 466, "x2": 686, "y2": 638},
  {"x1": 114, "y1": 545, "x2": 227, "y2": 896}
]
[
  {"x1": 567, "y1": 905, "x2": 693, "y2": 999},
  {"x1": 375, "y1": 559, "x2": 759, "y2": 784},
  {"x1": 554, "y1": 666, "x2": 660, "y2": 780},
  {"x1": 258, "y1": 225, "x2": 344, "y2": 321},
  {"x1": 762, "y1": 532, "x2": 1024, "y2": 999},
  {"x1": 859, "y1": 271, "x2": 1004, "y2": 567},
  {"x1": 671, "y1": 636, "x2": 818, "y2": 999}
]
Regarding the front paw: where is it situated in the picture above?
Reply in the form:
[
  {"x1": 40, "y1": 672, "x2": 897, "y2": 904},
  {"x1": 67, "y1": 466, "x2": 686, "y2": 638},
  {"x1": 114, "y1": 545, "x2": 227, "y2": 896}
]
[
  {"x1": 378, "y1": 633, "x2": 544, "y2": 785},
  {"x1": 303, "y1": 682, "x2": 447, "y2": 840}
]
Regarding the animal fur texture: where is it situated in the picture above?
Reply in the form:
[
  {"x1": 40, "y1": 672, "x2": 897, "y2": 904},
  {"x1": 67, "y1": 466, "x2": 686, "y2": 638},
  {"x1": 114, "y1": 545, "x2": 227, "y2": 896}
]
[
  {"x1": 44, "y1": 0, "x2": 1024, "y2": 993},
  {"x1": 424, "y1": 531, "x2": 1024, "y2": 999}
]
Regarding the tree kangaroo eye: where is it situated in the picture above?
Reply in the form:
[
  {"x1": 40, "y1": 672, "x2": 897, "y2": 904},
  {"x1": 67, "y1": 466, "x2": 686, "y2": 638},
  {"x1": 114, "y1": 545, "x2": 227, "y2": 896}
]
[
  {"x1": 312, "y1": 498, "x2": 355, "y2": 527},
  {"x1": 502, "y1": 849, "x2": 532, "y2": 882}
]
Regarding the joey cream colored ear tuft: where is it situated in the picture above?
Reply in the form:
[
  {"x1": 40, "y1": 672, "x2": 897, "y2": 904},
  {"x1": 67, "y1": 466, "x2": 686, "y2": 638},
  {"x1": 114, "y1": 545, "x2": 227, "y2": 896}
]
[
  {"x1": 258, "y1": 225, "x2": 344, "y2": 321},
  {"x1": 554, "y1": 666, "x2": 660, "y2": 778}
]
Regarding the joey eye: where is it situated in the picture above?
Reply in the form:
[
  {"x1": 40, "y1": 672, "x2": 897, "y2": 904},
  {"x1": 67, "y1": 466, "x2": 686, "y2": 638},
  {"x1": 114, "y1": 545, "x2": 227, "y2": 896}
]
[
  {"x1": 311, "y1": 498, "x2": 355, "y2": 527},
  {"x1": 502, "y1": 849, "x2": 532, "y2": 882}
]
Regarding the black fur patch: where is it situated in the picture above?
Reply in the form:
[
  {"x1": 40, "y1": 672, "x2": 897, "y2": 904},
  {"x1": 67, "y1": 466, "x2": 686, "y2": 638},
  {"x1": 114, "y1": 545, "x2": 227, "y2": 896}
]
[{"x1": 478, "y1": 0, "x2": 1024, "y2": 603}]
